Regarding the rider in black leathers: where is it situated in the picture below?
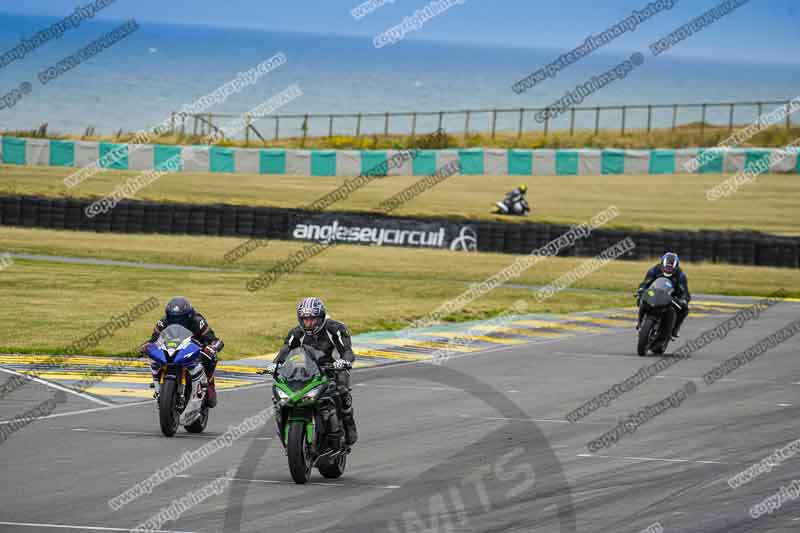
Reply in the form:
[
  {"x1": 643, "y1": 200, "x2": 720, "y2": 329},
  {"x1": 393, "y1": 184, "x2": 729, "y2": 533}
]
[
  {"x1": 267, "y1": 297, "x2": 358, "y2": 445},
  {"x1": 140, "y1": 297, "x2": 223, "y2": 407},
  {"x1": 637, "y1": 252, "x2": 690, "y2": 338}
]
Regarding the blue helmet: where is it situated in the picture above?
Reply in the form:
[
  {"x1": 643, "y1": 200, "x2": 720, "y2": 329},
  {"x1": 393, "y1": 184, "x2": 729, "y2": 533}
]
[
  {"x1": 661, "y1": 252, "x2": 679, "y2": 277},
  {"x1": 297, "y1": 297, "x2": 327, "y2": 335}
]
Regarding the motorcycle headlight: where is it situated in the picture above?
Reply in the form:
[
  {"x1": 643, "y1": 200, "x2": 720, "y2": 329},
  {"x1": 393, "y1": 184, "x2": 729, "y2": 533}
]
[
  {"x1": 302, "y1": 385, "x2": 324, "y2": 402},
  {"x1": 275, "y1": 388, "x2": 290, "y2": 401}
]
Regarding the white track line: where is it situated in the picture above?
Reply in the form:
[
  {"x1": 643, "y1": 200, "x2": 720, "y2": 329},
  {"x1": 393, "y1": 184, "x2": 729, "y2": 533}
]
[
  {"x1": 0, "y1": 400, "x2": 151, "y2": 425},
  {"x1": 576, "y1": 453, "x2": 728, "y2": 465},
  {"x1": 66, "y1": 427, "x2": 273, "y2": 440},
  {"x1": 0, "y1": 521, "x2": 203, "y2": 533},
  {"x1": 174, "y1": 473, "x2": 400, "y2": 490},
  {"x1": 0, "y1": 366, "x2": 112, "y2": 406},
  {"x1": 459, "y1": 414, "x2": 572, "y2": 424}
]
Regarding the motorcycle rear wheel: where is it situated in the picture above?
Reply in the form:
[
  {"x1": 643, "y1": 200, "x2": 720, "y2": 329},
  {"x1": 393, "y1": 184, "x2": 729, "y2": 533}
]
[
  {"x1": 185, "y1": 405, "x2": 209, "y2": 433},
  {"x1": 318, "y1": 450, "x2": 347, "y2": 479}
]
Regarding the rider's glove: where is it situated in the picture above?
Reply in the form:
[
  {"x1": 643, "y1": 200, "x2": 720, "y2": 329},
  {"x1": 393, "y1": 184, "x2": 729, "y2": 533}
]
[
  {"x1": 333, "y1": 359, "x2": 352, "y2": 370},
  {"x1": 201, "y1": 345, "x2": 217, "y2": 361},
  {"x1": 257, "y1": 362, "x2": 279, "y2": 375},
  {"x1": 138, "y1": 342, "x2": 151, "y2": 358}
]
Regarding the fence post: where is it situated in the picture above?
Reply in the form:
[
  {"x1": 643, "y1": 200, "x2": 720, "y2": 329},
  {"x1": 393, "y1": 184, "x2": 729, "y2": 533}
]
[
  {"x1": 700, "y1": 103, "x2": 707, "y2": 135},
  {"x1": 192, "y1": 115, "x2": 198, "y2": 136},
  {"x1": 384, "y1": 112, "x2": 390, "y2": 137},
  {"x1": 671, "y1": 105, "x2": 678, "y2": 131},
  {"x1": 356, "y1": 113, "x2": 362, "y2": 138},
  {"x1": 646, "y1": 105, "x2": 652, "y2": 134},
  {"x1": 543, "y1": 112, "x2": 549, "y2": 138},
  {"x1": 329, "y1": 115, "x2": 334, "y2": 139},
  {"x1": 208, "y1": 113, "x2": 213, "y2": 136},
  {"x1": 464, "y1": 110, "x2": 471, "y2": 137},
  {"x1": 180, "y1": 113, "x2": 186, "y2": 136},
  {"x1": 787, "y1": 101, "x2": 792, "y2": 130},
  {"x1": 594, "y1": 107, "x2": 600, "y2": 135},
  {"x1": 757, "y1": 102, "x2": 763, "y2": 120},
  {"x1": 729, "y1": 103, "x2": 735, "y2": 132},
  {"x1": 621, "y1": 106, "x2": 626, "y2": 136},
  {"x1": 301, "y1": 114, "x2": 309, "y2": 147},
  {"x1": 245, "y1": 114, "x2": 251, "y2": 144},
  {"x1": 517, "y1": 108, "x2": 524, "y2": 139},
  {"x1": 170, "y1": 112, "x2": 176, "y2": 134},
  {"x1": 491, "y1": 110, "x2": 497, "y2": 139},
  {"x1": 569, "y1": 108, "x2": 576, "y2": 137},
  {"x1": 437, "y1": 111, "x2": 444, "y2": 131},
  {"x1": 411, "y1": 112, "x2": 417, "y2": 139},
  {"x1": 274, "y1": 116, "x2": 280, "y2": 141}
]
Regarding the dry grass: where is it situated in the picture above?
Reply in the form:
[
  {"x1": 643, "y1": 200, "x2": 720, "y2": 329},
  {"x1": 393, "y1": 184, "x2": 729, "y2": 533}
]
[
  {"x1": 0, "y1": 227, "x2": 797, "y2": 358},
  {"x1": 1, "y1": 165, "x2": 798, "y2": 234}
]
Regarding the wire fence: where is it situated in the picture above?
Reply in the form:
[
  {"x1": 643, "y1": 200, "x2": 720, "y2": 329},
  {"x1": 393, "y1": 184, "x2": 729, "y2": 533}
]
[{"x1": 169, "y1": 99, "x2": 798, "y2": 143}]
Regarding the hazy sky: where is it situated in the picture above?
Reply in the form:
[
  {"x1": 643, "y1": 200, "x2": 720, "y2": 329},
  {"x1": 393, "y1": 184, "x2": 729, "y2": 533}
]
[{"x1": 2, "y1": 0, "x2": 799, "y2": 63}]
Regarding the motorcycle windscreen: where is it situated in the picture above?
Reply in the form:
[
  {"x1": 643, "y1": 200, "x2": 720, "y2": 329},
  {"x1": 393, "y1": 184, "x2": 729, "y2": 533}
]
[
  {"x1": 156, "y1": 324, "x2": 197, "y2": 361},
  {"x1": 644, "y1": 277, "x2": 674, "y2": 307},
  {"x1": 278, "y1": 347, "x2": 324, "y2": 391}
]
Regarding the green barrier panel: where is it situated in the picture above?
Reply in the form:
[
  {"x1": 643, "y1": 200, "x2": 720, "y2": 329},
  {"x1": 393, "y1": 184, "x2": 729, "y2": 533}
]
[
  {"x1": 412, "y1": 150, "x2": 437, "y2": 176},
  {"x1": 260, "y1": 149, "x2": 286, "y2": 174},
  {"x1": 745, "y1": 150, "x2": 771, "y2": 175},
  {"x1": 311, "y1": 151, "x2": 337, "y2": 176},
  {"x1": 698, "y1": 149, "x2": 724, "y2": 173},
  {"x1": 154, "y1": 145, "x2": 183, "y2": 172},
  {"x1": 796, "y1": 150, "x2": 800, "y2": 173},
  {"x1": 602, "y1": 150, "x2": 625, "y2": 174},
  {"x1": 209, "y1": 147, "x2": 235, "y2": 173},
  {"x1": 99, "y1": 142, "x2": 128, "y2": 170},
  {"x1": 2, "y1": 137, "x2": 26, "y2": 165},
  {"x1": 649, "y1": 150, "x2": 675, "y2": 174},
  {"x1": 49, "y1": 140, "x2": 74, "y2": 167},
  {"x1": 361, "y1": 151, "x2": 388, "y2": 176},
  {"x1": 556, "y1": 150, "x2": 578, "y2": 175},
  {"x1": 458, "y1": 149, "x2": 484, "y2": 175},
  {"x1": 508, "y1": 149, "x2": 533, "y2": 175}
]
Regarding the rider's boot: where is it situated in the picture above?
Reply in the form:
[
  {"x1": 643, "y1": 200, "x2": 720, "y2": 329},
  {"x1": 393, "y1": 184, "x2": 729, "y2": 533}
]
[
  {"x1": 204, "y1": 373, "x2": 218, "y2": 408},
  {"x1": 341, "y1": 407, "x2": 358, "y2": 445}
]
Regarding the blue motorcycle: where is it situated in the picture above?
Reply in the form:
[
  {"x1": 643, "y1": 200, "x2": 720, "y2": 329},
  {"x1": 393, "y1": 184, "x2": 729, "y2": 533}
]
[{"x1": 145, "y1": 324, "x2": 209, "y2": 436}]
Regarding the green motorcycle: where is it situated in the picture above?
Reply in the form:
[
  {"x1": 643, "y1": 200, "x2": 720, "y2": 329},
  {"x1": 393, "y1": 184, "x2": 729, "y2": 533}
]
[{"x1": 272, "y1": 346, "x2": 351, "y2": 484}]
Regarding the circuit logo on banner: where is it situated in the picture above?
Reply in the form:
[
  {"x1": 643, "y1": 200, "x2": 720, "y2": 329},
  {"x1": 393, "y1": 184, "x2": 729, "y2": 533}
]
[{"x1": 291, "y1": 220, "x2": 477, "y2": 251}]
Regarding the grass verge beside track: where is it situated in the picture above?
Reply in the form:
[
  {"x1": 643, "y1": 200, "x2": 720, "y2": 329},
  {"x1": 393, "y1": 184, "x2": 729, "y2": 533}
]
[
  {"x1": 1, "y1": 165, "x2": 799, "y2": 234},
  {"x1": 0, "y1": 227, "x2": 797, "y2": 358}
]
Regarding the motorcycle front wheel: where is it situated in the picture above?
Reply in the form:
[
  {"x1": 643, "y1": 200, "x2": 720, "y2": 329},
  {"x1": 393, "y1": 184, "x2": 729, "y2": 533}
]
[
  {"x1": 638, "y1": 318, "x2": 656, "y2": 356},
  {"x1": 288, "y1": 421, "x2": 312, "y2": 484},
  {"x1": 158, "y1": 379, "x2": 180, "y2": 437}
]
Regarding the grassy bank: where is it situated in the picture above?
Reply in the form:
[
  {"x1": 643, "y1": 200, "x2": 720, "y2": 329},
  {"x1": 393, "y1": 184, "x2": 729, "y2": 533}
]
[
  {"x1": 2, "y1": 165, "x2": 798, "y2": 234},
  {"x1": 0, "y1": 227, "x2": 797, "y2": 358}
]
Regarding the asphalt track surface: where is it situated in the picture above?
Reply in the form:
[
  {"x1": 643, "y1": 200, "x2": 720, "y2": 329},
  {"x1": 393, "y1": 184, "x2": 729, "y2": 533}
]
[{"x1": 1, "y1": 300, "x2": 799, "y2": 533}]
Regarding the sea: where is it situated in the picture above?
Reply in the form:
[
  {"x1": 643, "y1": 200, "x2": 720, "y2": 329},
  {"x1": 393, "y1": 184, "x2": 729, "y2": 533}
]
[{"x1": 1, "y1": 13, "x2": 799, "y2": 138}]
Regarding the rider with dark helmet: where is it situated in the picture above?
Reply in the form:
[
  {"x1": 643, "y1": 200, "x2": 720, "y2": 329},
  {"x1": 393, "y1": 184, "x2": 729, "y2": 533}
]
[
  {"x1": 140, "y1": 297, "x2": 224, "y2": 407},
  {"x1": 637, "y1": 252, "x2": 690, "y2": 338},
  {"x1": 265, "y1": 297, "x2": 358, "y2": 445}
]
